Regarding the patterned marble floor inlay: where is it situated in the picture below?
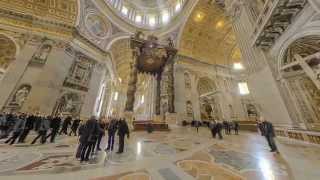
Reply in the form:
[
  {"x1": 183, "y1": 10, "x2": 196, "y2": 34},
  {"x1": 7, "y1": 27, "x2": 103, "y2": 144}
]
[
  {"x1": 0, "y1": 127, "x2": 319, "y2": 180},
  {"x1": 158, "y1": 168, "x2": 182, "y2": 180}
]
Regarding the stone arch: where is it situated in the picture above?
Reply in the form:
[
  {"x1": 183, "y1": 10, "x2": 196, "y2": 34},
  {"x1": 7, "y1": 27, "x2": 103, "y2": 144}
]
[
  {"x1": 278, "y1": 34, "x2": 320, "y2": 130},
  {"x1": 0, "y1": 34, "x2": 18, "y2": 80},
  {"x1": 282, "y1": 36, "x2": 320, "y2": 67},
  {"x1": 276, "y1": 28, "x2": 320, "y2": 73}
]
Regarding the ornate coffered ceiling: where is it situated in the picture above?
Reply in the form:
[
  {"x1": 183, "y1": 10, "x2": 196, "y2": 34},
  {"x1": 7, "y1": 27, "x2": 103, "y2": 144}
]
[
  {"x1": 0, "y1": 0, "x2": 78, "y2": 26},
  {"x1": 104, "y1": 0, "x2": 188, "y2": 29},
  {"x1": 179, "y1": 0, "x2": 241, "y2": 66}
]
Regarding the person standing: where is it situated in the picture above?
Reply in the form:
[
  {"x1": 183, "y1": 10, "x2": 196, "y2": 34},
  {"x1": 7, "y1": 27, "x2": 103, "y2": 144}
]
[
  {"x1": 95, "y1": 118, "x2": 106, "y2": 151},
  {"x1": 0, "y1": 112, "x2": 7, "y2": 138},
  {"x1": 79, "y1": 116, "x2": 101, "y2": 162},
  {"x1": 31, "y1": 115, "x2": 50, "y2": 144},
  {"x1": 69, "y1": 118, "x2": 81, "y2": 136},
  {"x1": 117, "y1": 118, "x2": 130, "y2": 154},
  {"x1": 46, "y1": 115, "x2": 61, "y2": 143},
  {"x1": 223, "y1": 121, "x2": 229, "y2": 135},
  {"x1": 257, "y1": 120, "x2": 265, "y2": 136},
  {"x1": 105, "y1": 117, "x2": 118, "y2": 151},
  {"x1": 76, "y1": 121, "x2": 86, "y2": 159},
  {"x1": 195, "y1": 120, "x2": 200, "y2": 133},
  {"x1": 59, "y1": 116, "x2": 72, "y2": 135},
  {"x1": 18, "y1": 113, "x2": 35, "y2": 143},
  {"x1": 209, "y1": 120, "x2": 216, "y2": 138},
  {"x1": 234, "y1": 121, "x2": 239, "y2": 135},
  {"x1": 5, "y1": 114, "x2": 26, "y2": 145},
  {"x1": 262, "y1": 118, "x2": 279, "y2": 153},
  {"x1": 213, "y1": 121, "x2": 223, "y2": 140}
]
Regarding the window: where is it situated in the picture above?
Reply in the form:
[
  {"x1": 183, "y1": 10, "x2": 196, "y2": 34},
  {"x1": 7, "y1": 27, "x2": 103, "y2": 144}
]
[
  {"x1": 233, "y1": 62, "x2": 244, "y2": 70},
  {"x1": 238, "y1": 82, "x2": 250, "y2": 95},
  {"x1": 114, "y1": 92, "x2": 119, "y2": 100},
  {"x1": 162, "y1": 11, "x2": 170, "y2": 23},
  {"x1": 149, "y1": 15, "x2": 156, "y2": 26},
  {"x1": 121, "y1": 6, "x2": 128, "y2": 15}
]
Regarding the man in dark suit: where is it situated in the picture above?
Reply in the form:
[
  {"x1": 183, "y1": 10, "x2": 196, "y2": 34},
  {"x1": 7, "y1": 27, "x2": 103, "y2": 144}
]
[
  {"x1": 18, "y1": 113, "x2": 35, "y2": 143},
  {"x1": 106, "y1": 117, "x2": 118, "y2": 151},
  {"x1": 262, "y1": 118, "x2": 279, "y2": 153},
  {"x1": 117, "y1": 118, "x2": 129, "y2": 154},
  {"x1": 79, "y1": 116, "x2": 102, "y2": 162},
  {"x1": 46, "y1": 115, "x2": 61, "y2": 143}
]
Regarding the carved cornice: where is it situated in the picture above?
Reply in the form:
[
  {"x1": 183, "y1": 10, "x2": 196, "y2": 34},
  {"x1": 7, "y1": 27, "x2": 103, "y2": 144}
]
[{"x1": 0, "y1": 8, "x2": 74, "y2": 39}]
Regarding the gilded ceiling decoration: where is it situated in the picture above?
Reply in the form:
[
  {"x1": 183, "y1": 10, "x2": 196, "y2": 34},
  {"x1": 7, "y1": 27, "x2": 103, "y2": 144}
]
[
  {"x1": 0, "y1": 34, "x2": 16, "y2": 71},
  {"x1": 85, "y1": 14, "x2": 111, "y2": 38},
  {"x1": 0, "y1": 0, "x2": 78, "y2": 26},
  {"x1": 179, "y1": 0, "x2": 241, "y2": 65}
]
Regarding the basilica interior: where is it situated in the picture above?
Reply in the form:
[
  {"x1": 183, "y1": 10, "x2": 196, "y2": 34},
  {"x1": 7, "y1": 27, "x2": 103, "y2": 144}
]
[{"x1": 0, "y1": 0, "x2": 320, "y2": 180}]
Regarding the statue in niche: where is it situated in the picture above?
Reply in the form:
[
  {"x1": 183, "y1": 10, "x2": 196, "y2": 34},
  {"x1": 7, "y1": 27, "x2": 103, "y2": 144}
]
[
  {"x1": 10, "y1": 85, "x2": 31, "y2": 107},
  {"x1": 186, "y1": 101, "x2": 194, "y2": 118},
  {"x1": 55, "y1": 93, "x2": 82, "y2": 117},
  {"x1": 184, "y1": 73, "x2": 191, "y2": 89},
  {"x1": 31, "y1": 44, "x2": 52, "y2": 65},
  {"x1": 247, "y1": 104, "x2": 258, "y2": 117}
]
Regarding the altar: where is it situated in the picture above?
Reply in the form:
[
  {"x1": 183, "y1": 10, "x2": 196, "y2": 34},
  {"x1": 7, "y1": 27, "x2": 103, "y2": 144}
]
[{"x1": 123, "y1": 32, "x2": 177, "y2": 131}]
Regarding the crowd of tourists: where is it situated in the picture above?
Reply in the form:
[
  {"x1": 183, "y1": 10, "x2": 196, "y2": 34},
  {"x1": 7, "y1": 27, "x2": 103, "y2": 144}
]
[
  {"x1": 191, "y1": 120, "x2": 239, "y2": 139},
  {"x1": 0, "y1": 111, "x2": 130, "y2": 163},
  {"x1": 75, "y1": 116, "x2": 130, "y2": 163},
  {"x1": 0, "y1": 112, "x2": 81, "y2": 145},
  {"x1": 193, "y1": 118, "x2": 278, "y2": 153}
]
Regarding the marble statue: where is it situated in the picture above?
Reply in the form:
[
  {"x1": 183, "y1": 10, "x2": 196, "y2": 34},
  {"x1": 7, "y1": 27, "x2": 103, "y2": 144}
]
[{"x1": 11, "y1": 86, "x2": 30, "y2": 107}]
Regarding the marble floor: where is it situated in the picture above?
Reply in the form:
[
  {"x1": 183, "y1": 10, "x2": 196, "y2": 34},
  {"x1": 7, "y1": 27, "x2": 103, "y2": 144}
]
[{"x1": 0, "y1": 126, "x2": 319, "y2": 180}]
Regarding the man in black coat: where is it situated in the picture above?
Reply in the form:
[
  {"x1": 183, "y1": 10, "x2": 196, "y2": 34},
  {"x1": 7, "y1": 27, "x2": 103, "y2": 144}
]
[
  {"x1": 234, "y1": 121, "x2": 239, "y2": 135},
  {"x1": 79, "y1": 116, "x2": 102, "y2": 162},
  {"x1": 95, "y1": 119, "x2": 106, "y2": 151},
  {"x1": 262, "y1": 118, "x2": 279, "y2": 153},
  {"x1": 213, "y1": 121, "x2": 223, "y2": 139},
  {"x1": 69, "y1": 118, "x2": 81, "y2": 136},
  {"x1": 5, "y1": 114, "x2": 26, "y2": 145},
  {"x1": 46, "y1": 115, "x2": 61, "y2": 143},
  {"x1": 59, "y1": 116, "x2": 72, "y2": 135},
  {"x1": 18, "y1": 113, "x2": 35, "y2": 143},
  {"x1": 117, "y1": 118, "x2": 130, "y2": 154},
  {"x1": 106, "y1": 117, "x2": 118, "y2": 151}
]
